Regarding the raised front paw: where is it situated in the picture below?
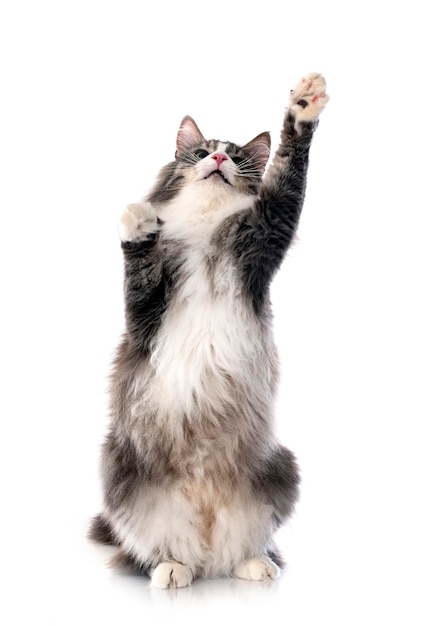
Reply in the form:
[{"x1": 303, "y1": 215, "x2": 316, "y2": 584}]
[
  {"x1": 290, "y1": 72, "x2": 329, "y2": 125},
  {"x1": 119, "y1": 201, "x2": 159, "y2": 242}
]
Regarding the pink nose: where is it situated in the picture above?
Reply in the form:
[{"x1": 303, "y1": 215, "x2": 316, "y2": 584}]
[{"x1": 211, "y1": 153, "x2": 228, "y2": 167}]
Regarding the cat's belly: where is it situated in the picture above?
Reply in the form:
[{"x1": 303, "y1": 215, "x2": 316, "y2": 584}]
[{"x1": 111, "y1": 478, "x2": 275, "y2": 575}]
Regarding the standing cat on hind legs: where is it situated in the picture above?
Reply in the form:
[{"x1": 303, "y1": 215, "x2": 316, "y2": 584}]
[{"x1": 89, "y1": 73, "x2": 329, "y2": 589}]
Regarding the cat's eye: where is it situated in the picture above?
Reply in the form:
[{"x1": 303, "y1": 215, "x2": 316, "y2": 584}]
[
  {"x1": 195, "y1": 149, "x2": 209, "y2": 159},
  {"x1": 232, "y1": 156, "x2": 243, "y2": 165}
]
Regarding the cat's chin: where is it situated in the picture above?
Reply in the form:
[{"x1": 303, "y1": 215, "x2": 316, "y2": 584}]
[{"x1": 203, "y1": 170, "x2": 231, "y2": 185}]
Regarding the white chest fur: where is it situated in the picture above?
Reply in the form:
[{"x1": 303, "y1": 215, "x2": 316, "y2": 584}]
[{"x1": 148, "y1": 242, "x2": 258, "y2": 416}]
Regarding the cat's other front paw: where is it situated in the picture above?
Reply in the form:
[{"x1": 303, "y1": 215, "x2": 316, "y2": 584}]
[
  {"x1": 119, "y1": 201, "x2": 159, "y2": 242},
  {"x1": 150, "y1": 562, "x2": 194, "y2": 589},
  {"x1": 234, "y1": 556, "x2": 280, "y2": 581},
  {"x1": 290, "y1": 72, "x2": 329, "y2": 126}
]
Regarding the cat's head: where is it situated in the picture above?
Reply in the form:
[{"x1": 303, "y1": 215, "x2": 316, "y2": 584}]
[{"x1": 148, "y1": 116, "x2": 271, "y2": 207}]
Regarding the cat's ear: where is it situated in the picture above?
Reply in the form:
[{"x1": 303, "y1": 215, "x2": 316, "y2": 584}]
[
  {"x1": 243, "y1": 132, "x2": 271, "y2": 173},
  {"x1": 176, "y1": 116, "x2": 206, "y2": 157}
]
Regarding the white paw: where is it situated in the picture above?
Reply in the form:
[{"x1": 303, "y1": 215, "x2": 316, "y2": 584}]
[
  {"x1": 150, "y1": 562, "x2": 194, "y2": 589},
  {"x1": 290, "y1": 72, "x2": 329, "y2": 124},
  {"x1": 119, "y1": 201, "x2": 158, "y2": 242},
  {"x1": 234, "y1": 556, "x2": 281, "y2": 581}
]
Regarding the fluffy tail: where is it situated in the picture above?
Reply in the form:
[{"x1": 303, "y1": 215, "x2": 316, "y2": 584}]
[{"x1": 88, "y1": 514, "x2": 118, "y2": 545}]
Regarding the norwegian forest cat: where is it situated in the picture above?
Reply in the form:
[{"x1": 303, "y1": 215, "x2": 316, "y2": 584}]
[{"x1": 89, "y1": 73, "x2": 329, "y2": 588}]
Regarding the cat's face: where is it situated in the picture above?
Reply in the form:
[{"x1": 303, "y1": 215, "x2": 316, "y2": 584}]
[
  {"x1": 175, "y1": 116, "x2": 271, "y2": 197},
  {"x1": 148, "y1": 117, "x2": 271, "y2": 207}
]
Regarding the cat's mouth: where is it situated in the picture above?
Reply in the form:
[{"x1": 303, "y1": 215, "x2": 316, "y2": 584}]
[{"x1": 205, "y1": 170, "x2": 230, "y2": 184}]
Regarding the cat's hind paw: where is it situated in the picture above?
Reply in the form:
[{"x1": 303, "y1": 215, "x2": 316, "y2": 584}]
[
  {"x1": 119, "y1": 201, "x2": 159, "y2": 242},
  {"x1": 290, "y1": 72, "x2": 329, "y2": 125},
  {"x1": 234, "y1": 556, "x2": 280, "y2": 581},
  {"x1": 151, "y1": 562, "x2": 194, "y2": 589}
]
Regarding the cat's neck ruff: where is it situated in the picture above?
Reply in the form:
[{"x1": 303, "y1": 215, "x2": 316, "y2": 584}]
[{"x1": 159, "y1": 181, "x2": 253, "y2": 241}]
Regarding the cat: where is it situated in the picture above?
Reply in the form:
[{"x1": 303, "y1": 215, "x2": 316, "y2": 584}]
[{"x1": 89, "y1": 73, "x2": 329, "y2": 589}]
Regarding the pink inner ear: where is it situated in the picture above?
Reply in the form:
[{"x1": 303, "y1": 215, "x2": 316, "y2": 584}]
[
  {"x1": 176, "y1": 116, "x2": 206, "y2": 156},
  {"x1": 244, "y1": 132, "x2": 271, "y2": 173}
]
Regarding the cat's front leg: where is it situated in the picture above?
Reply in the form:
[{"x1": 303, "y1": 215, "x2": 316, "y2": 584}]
[
  {"x1": 236, "y1": 73, "x2": 328, "y2": 308},
  {"x1": 120, "y1": 200, "x2": 166, "y2": 350}
]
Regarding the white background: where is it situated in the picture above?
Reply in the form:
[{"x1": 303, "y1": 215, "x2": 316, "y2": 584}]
[{"x1": 1, "y1": 1, "x2": 429, "y2": 624}]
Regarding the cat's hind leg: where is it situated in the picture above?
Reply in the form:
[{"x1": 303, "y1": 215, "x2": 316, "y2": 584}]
[
  {"x1": 289, "y1": 72, "x2": 329, "y2": 126},
  {"x1": 234, "y1": 556, "x2": 280, "y2": 581},
  {"x1": 150, "y1": 562, "x2": 194, "y2": 589}
]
